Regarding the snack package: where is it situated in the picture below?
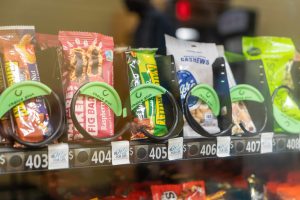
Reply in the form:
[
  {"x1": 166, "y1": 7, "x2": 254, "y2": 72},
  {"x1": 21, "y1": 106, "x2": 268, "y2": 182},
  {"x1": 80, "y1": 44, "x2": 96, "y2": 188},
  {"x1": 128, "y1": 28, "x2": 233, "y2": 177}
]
[
  {"x1": 58, "y1": 31, "x2": 114, "y2": 141},
  {"x1": 165, "y1": 35, "x2": 220, "y2": 138},
  {"x1": 217, "y1": 45, "x2": 256, "y2": 135},
  {"x1": 0, "y1": 64, "x2": 11, "y2": 142},
  {"x1": 151, "y1": 181, "x2": 206, "y2": 200},
  {"x1": 242, "y1": 37, "x2": 299, "y2": 132},
  {"x1": 126, "y1": 49, "x2": 168, "y2": 140},
  {"x1": 0, "y1": 26, "x2": 52, "y2": 142}
]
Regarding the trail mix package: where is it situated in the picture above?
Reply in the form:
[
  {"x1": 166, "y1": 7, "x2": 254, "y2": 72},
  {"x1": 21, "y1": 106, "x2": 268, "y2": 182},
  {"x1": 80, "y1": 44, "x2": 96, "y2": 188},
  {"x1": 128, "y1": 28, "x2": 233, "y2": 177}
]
[
  {"x1": 126, "y1": 49, "x2": 168, "y2": 140},
  {"x1": 151, "y1": 181, "x2": 206, "y2": 200},
  {"x1": 165, "y1": 35, "x2": 220, "y2": 138},
  {"x1": 217, "y1": 45, "x2": 256, "y2": 135},
  {"x1": 242, "y1": 37, "x2": 299, "y2": 132},
  {"x1": 58, "y1": 31, "x2": 114, "y2": 141},
  {"x1": 0, "y1": 26, "x2": 52, "y2": 142}
]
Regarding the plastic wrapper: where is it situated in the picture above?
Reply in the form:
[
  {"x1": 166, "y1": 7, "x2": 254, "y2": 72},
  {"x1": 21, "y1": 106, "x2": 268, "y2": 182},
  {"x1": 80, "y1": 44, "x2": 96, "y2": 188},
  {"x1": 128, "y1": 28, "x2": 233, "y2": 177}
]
[
  {"x1": 242, "y1": 36, "x2": 299, "y2": 132},
  {"x1": 58, "y1": 31, "x2": 114, "y2": 141},
  {"x1": 0, "y1": 26, "x2": 52, "y2": 143},
  {"x1": 151, "y1": 181, "x2": 206, "y2": 200},
  {"x1": 126, "y1": 48, "x2": 168, "y2": 140},
  {"x1": 217, "y1": 45, "x2": 256, "y2": 135},
  {"x1": 165, "y1": 35, "x2": 220, "y2": 138},
  {"x1": 0, "y1": 65, "x2": 11, "y2": 142}
]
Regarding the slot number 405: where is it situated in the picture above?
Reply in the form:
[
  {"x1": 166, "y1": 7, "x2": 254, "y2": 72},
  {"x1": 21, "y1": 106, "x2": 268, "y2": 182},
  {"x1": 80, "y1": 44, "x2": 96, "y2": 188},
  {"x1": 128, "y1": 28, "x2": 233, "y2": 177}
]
[{"x1": 149, "y1": 147, "x2": 167, "y2": 160}]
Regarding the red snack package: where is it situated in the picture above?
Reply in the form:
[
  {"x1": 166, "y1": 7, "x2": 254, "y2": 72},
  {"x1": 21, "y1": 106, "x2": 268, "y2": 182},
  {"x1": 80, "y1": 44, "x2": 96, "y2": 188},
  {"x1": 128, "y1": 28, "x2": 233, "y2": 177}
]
[
  {"x1": 182, "y1": 181, "x2": 206, "y2": 200},
  {"x1": 0, "y1": 26, "x2": 52, "y2": 142},
  {"x1": 151, "y1": 184, "x2": 182, "y2": 200},
  {"x1": 58, "y1": 31, "x2": 114, "y2": 141},
  {"x1": 151, "y1": 181, "x2": 206, "y2": 200}
]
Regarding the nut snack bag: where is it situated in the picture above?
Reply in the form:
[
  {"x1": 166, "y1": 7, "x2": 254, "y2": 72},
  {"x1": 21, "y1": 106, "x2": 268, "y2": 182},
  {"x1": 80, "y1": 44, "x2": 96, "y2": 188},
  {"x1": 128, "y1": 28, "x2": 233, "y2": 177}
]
[
  {"x1": 0, "y1": 26, "x2": 52, "y2": 142},
  {"x1": 165, "y1": 35, "x2": 220, "y2": 138},
  {"x1": 58, "y1": 31, "x2": 114, "y2": 141},
  {"x1": 126, "y1": 48, "x2": 168, "y2": 140},
  {"x1": 217, "y1": 45, "x2": 256, "y2": 135}
]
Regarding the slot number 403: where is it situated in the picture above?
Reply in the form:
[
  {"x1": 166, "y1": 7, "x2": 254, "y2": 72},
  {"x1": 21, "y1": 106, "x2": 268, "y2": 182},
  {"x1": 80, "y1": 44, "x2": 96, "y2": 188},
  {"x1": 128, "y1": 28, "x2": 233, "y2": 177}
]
[{"x1": 25, "y1": 154, "x2": 48, "y2": 169}]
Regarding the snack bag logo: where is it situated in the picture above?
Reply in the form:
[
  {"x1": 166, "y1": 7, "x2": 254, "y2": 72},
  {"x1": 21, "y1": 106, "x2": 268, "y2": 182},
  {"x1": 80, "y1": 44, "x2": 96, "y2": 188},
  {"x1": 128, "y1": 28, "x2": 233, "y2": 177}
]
[
  {"x1": 161, "y1": 191, "x2": 177, "y2": 200},
  {"x1": 180, "y1": 55, "x2": 209, "y2": 65},
  {"x1": 177, "y1": 70, "x2": 198, "y2": 107},
  {"x1": 247, "y1": 47, "x2": 261, "y2": 56}
]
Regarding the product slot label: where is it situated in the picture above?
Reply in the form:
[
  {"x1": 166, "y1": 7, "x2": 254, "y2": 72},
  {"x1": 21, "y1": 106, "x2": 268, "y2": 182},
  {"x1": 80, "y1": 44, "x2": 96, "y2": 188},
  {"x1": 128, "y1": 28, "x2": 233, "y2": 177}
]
[
  {"x1": 168, "y1": 137, "x2": 183, "y2": 160},
  {"x1": 111, "y1": 141, "x2": 130, "y2": 165},
  {"x1": 198, "y1": 141, "x2": 217, "y2": 158}
]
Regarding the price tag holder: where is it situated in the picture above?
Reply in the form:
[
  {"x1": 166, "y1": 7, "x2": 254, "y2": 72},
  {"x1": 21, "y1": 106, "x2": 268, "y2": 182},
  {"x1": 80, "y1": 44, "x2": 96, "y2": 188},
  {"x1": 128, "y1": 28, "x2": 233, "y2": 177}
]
[
  {"x1": 111, "y1": 141, "x2": 130, "y2": 165},
  {"x1": 217, "y1": 136, "x2": 231, "y2": 157},
  {"x1": 48, "y1": 143, "x2": 69, "y2": 170},
  {"x1": 168, "y1": 137, "x2": 183, "y2": 160},
  {"x1": 261, "y1": 132, "x2": 274, "y2": 154}
]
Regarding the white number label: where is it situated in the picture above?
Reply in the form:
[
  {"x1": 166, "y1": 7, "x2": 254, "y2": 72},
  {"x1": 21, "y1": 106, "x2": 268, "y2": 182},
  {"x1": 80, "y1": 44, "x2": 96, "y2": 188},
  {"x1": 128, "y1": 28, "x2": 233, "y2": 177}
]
[
  {"x1": 149, "y1": 147, "x2": 168, "y2": 160},
  {"x1": 25, "y1": 154, "x2": 48, "y2": 169},
  {"x1": 245, "y1": 141, "x2": 261, "y2": 153},
  {"x1": 287, "y1": 138, "x2": 300, "y2": 150},
  {"x1": 200, "y1": 144, "x2": 217, "y2": 156},
  {"x1": 91, "y1": 150, "x2": 112, "y2": 164}
]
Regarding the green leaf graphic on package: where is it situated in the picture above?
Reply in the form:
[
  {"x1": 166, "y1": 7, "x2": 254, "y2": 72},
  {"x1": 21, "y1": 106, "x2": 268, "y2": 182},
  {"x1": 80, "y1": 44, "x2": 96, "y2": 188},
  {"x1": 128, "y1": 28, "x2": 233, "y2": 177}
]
[{"x1": 0, "y1": 81, "x2": 52, "y2": 118}]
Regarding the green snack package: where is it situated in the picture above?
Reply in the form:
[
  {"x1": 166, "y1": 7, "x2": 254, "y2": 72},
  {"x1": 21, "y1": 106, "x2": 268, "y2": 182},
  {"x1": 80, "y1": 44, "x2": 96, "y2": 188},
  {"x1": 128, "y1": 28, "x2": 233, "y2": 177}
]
[
  {"x1": 242, "y1": 36, "x2": 300, "y2": 132},
  {"x1": 126, "y1": 49, "x2": 168, "y2": 140}
]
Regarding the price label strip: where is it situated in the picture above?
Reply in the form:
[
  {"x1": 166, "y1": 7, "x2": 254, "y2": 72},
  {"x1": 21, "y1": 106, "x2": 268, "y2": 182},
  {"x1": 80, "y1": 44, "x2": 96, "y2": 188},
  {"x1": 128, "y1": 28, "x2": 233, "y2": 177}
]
[
  {"x1": 168, "y1": 137, "x2": 183, "y2": 160},
  {"x1": 111, "y1": 141, "x2": 130, "y2": 165},
  {"x1": 48, "y1": 143, "x2": 69, "y2": 170},
  {"x1": 217, "y1": 136, "x2": 231, "y2": 157},
  {"x1": 261, "y1": 132, "x2": 274, "y2": 154}
]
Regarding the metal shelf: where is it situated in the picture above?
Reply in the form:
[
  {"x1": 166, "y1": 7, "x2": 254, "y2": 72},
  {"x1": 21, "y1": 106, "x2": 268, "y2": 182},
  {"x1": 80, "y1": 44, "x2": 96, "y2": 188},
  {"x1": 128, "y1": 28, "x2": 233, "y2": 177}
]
[{"x1": 0, "y1": 133, "x2": 299, "y2": 174}]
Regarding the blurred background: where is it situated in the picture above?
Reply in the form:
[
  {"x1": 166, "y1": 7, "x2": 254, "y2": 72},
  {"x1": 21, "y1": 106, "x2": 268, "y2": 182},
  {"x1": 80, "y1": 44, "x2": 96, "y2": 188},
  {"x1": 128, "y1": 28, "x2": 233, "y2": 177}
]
[{"x1": 0, "y1": 0, "x2": 299, "y2": 51}]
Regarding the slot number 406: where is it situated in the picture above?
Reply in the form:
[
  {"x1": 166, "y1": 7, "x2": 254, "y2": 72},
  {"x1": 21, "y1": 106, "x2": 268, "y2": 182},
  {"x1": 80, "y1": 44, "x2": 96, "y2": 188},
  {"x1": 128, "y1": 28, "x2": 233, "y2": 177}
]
[{"x1": 200, "y1": 144, "x2": 217, "y2": 156}]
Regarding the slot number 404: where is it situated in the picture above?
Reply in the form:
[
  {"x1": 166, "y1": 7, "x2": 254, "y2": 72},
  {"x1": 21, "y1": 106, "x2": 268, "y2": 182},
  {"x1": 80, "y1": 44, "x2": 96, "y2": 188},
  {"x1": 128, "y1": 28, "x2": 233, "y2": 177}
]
[{"x1": 91, "y1": 150, "x2": 112, "y2": 164}]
